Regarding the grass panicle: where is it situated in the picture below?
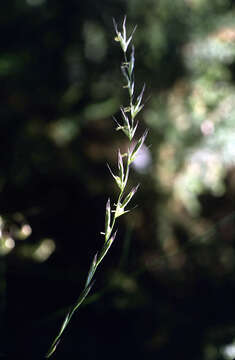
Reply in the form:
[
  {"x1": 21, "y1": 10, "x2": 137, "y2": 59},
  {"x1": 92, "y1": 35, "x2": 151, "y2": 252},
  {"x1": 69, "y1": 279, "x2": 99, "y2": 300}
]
[{"x1": 45, "y1": 16, "x2": 147, "y2": 358}]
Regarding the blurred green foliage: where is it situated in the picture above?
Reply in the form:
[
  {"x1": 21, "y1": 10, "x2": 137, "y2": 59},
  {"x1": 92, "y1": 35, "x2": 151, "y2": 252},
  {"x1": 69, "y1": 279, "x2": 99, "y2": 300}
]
[{"x1": 1, "y1": 0, "x2": 235, "y2": 359}]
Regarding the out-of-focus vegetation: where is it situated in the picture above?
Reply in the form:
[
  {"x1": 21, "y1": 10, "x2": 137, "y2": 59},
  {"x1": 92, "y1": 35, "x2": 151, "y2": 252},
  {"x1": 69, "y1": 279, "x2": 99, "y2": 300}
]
[{"x1": 1, "y1": 0, "x2": 235, "y2": 359}]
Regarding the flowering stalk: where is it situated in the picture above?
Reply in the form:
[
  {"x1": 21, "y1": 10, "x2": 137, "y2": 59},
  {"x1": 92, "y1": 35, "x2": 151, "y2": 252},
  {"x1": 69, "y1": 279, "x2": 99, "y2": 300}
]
[{"x1": 45, "y1": 16, "x2": 147, "y2": 358}]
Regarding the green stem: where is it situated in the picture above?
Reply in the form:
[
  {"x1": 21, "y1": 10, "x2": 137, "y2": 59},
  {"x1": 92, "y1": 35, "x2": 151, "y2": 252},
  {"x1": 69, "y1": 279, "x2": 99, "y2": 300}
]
[{"x1": 46, "y1": 17, "x2": 146, "y2": 358}]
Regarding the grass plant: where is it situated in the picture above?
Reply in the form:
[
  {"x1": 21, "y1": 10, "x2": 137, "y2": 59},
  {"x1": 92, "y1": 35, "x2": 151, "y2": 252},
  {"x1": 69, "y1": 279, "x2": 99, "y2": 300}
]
[{"x1": 46, "y1": 16, "x2": 147, "y2": 358}]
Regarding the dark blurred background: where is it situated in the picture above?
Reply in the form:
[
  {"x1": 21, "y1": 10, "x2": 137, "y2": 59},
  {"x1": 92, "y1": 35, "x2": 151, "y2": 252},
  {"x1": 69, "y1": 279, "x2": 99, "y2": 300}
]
[{"x1": 1, "y1": 0, "x2": 235, "y2": 359}]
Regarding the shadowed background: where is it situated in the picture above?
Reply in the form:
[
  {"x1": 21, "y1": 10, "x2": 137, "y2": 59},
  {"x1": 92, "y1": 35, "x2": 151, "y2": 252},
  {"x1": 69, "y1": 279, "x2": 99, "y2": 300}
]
[{"x1": 1, "y1": 0, "x2": 235, "y2": 359}]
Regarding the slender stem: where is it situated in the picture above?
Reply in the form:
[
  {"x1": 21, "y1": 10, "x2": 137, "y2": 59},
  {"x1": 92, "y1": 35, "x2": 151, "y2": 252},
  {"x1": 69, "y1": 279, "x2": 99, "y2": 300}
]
[{"x1": 45, "y1": 17, "x2": 147, "y2": 358}]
